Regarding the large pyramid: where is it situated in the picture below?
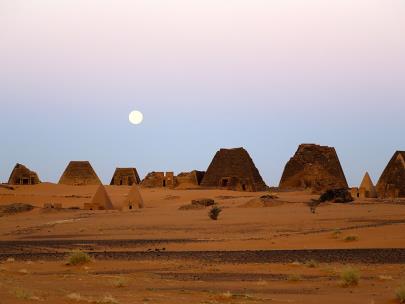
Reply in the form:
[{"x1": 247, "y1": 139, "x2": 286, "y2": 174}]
[
  {"x1": 110, "y1": 168, "x2": 140, "y2": 186},
  {"x1": 84, "y1": 185, "x2": 114, "y2": 210},
  {"x1": 200, "y1": 147, "x2": 267, "y2": 192},
  {"x1": 58, "y1": 161, "x2": 102, "y2": 186},
  {"x1": 8, "y1": 163, "x2": 41, "y2": 185},
  {"x1": 376, "y1": 151, "x2": 405, "y2": 198},
  {"x1": 121, "y1": 184, "x2": 144, "y2": 210},
  {"x1": 279, "y1": 144, "x2": 348, "y2": 191},
  {"x1": 359, "y1": 172, "x2": 377, "y2": 198}
]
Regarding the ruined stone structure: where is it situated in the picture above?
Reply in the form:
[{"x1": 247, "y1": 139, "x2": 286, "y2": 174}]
[
  {"x1": 84, "y1": 185, "x2": 114, "y2": 210},
  {"x1": 200, "y1": 147, "x2": 267, "y2": 192},
  {"x1": 141, "y1": 172, "x2": 175, "y2": 188},
  {"x1": 121, "y1": 184, "x2": 144, "y2": 210},
  {"x1": 279, "y1": 144, "x2": 348, "y2": 192},
  {"x1": 376, "y1": 151, "x2": 405, "y2": 198},
  {"x1": 175, "y1": 170, "x2": 205, "y2": 188},
  {"x1": 58, "y1": 161, "x2": 102, "y2": 186},
  {"x1": 110, "y1": 168, "x2": 140, "y2": 186},
  {"x1": 8, "y1": 163, "x2": 41, "y2": 185}
]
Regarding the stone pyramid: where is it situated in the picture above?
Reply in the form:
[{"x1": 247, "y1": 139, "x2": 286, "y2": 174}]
[
  {"x1": 84, "y1": 185, "x2": 114, "y2": 210},
  {"x1": 376, "y1": 151, "x2": 405, "y2": 198},
  {"x1": 121, "y1": 184, "x2": 144, "y2": 210}
]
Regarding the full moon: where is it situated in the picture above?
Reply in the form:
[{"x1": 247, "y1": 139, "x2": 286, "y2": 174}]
[{"x1": 129, "y1": 110, "x2": 144, "y2": 125}]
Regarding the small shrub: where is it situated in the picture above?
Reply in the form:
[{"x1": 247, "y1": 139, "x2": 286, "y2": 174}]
[
  {"x1": 340, "y1": 267, "x2": 360, "y2": 287},
  {"x1": 67, "y1": 293, "x2": 85, "y2": 301},
  {"x1": 344, "y1": 235, "x2": 359, "y2": 242},
  {"x1": 110, "y1": 277, "x2": 128, "y2": 288},
  {"x1": 18, "y1": 268, "x2": 29, "y2": 275},
  {"x1": 97, "y1": 295, "x2": 119, "y2": 304},
  {"x1": 209, "y1": 206, "x2": 222, "y2": 220},
  {"x1": 332, "y1": 229, "x2": 342, "y2": 239},
  {"x1": 67, "y1": 250, "x2": 91, "y2": 266},
  {"x1": 12, "y1": 288, "x2": 33, "y2": 300},
  {"x1": 287, "y1": 274, "x2": 302, "y2": 282},
  {"x1": 378, "y1": 275, "x2": 393, "y2": 281},
  {"x1": 305, "y1": 260, "x2": 319, "y2": 268},
  {"x1": 396, "y1": 284, "x2": 405, "y2": 303}
]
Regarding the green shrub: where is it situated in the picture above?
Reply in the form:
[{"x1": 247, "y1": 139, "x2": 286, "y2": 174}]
[
  {"x1": 67, "y1": 250, "x2": 91, "y2": 266},
  {"x1": 340, "y1": 267, "x2": 360, "y2": 287},
  {"x1": 209, "y1": 206, "x2": 222, "y2": 220}
]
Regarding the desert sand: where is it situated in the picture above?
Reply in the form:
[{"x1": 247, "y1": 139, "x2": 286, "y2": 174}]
[{"x1": 1, "y1": 184, "x2": 405, "y2": 303}]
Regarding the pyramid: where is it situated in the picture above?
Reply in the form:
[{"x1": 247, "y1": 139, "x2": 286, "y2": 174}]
[
  {"x1": 84, "y1": 185, "x2": 114, "y2": 210},
  {"x1": 359, "y1": 172, "x2": 377, "y2": 198},
  {"x1": 110, "y1": 168, "x2": 140, "y2": 186},
  {"x1": 58, "y1": 161, "x2": 102, "y2": 186},
  {"x1": 376, "y1": 151, "x2": 405, "y2": 198},
  {"x1": 121, "y1": 184, "x2": 144, "y2": 210},
  {"x1": 200, "y1": 147, "x2": 267, "y2": 192},
  {"x1": 279, "y1": 144, "x2": 348, "y2": 192},
  {"x1": 8, "y1": 163, "x2": 41, "y2": 185}
]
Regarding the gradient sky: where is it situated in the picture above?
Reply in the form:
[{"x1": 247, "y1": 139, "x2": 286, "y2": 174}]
[{"x1": 1, "y1": 0, "x2": 404, "y2": 186}]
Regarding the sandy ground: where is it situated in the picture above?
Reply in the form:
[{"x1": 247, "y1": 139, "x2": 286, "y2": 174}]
[{"x1": 1, "y1": 184, "x2": 405, "y2": 303}]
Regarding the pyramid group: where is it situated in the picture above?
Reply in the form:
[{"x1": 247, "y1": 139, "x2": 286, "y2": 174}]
[{"x1": 4, "y1": 147, "x2": 405, "y2": 200}]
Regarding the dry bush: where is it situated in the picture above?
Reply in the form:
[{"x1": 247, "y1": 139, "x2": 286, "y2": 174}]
[
  {"x1": 340, "y1": 267, "x2": 360, "y2": 287},
  {"x1": 67, "y1": 250, "x2": 91, "y2": 266},
  {"x1": 344, "y1": 235, "x2": 359, "y2": 242},
  {"x1": 110, "y1": 277, "x2": 128, "y2": 288},
  {"x1": 305, "y1": 260, "x2": 319, "y2": 268},
  {"x1": 208, "y1": 206, "x2": 222, "y2": 220},
  {"x1": 396, "y1": 284, "x2": 405, "y2": 303},
  {"x1": 287, "y1": 274, "x2": 302, "y2": 282},
  {"x1": 96, "y1": 295, "x2": 119, "y2": 304}
]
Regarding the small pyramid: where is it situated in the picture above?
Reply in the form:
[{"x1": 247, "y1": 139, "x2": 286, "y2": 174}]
[
  {"x1": 85, "y1": 185, "x2": 114, "y2": 210},
  {"x1": 121, "y1": 184, "x2": 144, "y2": 210},
  {"x1": 359, "y1": 172, "x2": 377, "y2": 198}
]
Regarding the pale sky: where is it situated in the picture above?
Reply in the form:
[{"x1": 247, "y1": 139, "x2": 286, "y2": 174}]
[{"x1": 1, "y1": 0, "x2": 404, "y2": 186}]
